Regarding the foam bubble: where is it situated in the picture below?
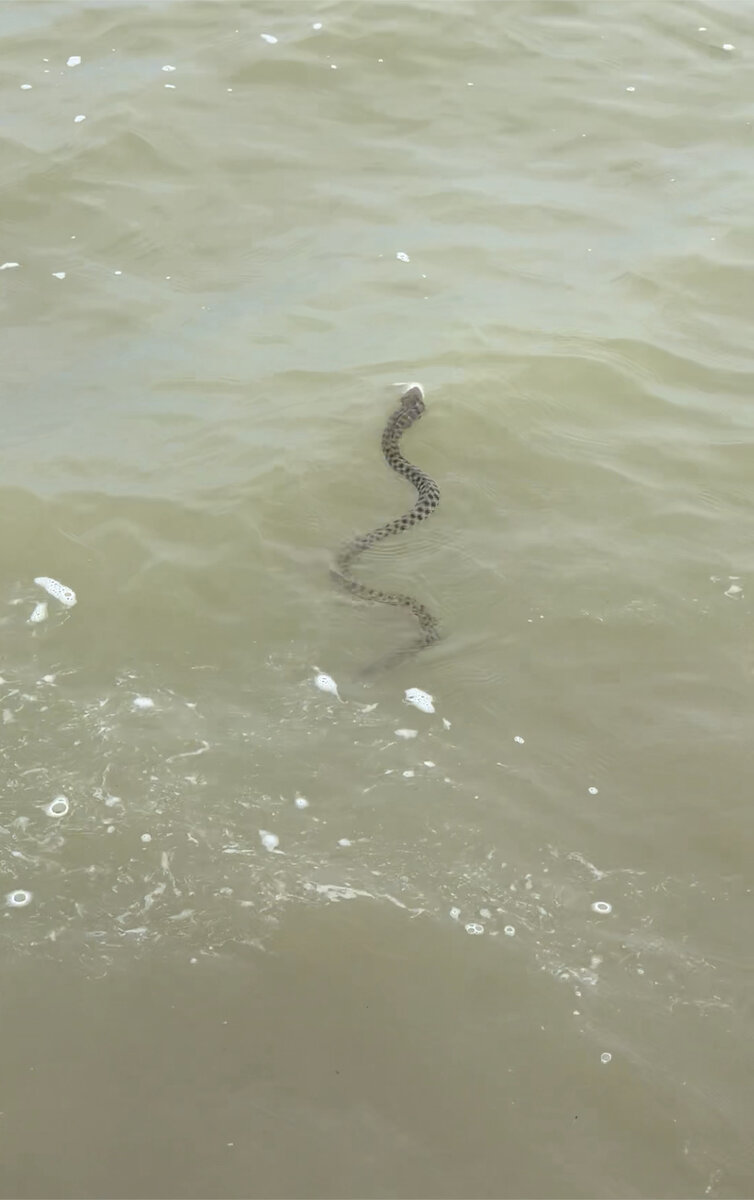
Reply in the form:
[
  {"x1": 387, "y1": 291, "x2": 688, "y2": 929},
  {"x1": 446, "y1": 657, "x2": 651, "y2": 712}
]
[
  {"x1": 404, "y1": 687, "x2": 434, "y2": 713},
  {"x1": 132, "y1": 696, "x2": 154, "y2": 710},
  {"x1": 465, "y1": 922, "x2": 484, "y2": 935},
  {"x1": 396, "y1": 251, "x2": 410, "y2": 262},
  {"x1": 34, "y1": 576, "x2": 76, "y2": 606},
  {"x1": 591, "y1": 901, "x2": 612, "y2": 914},
  {"x1": 314, "y1": 671, "x2": 341, "y2": 699},
  {"x1": 28, "y1": 602, "x2": 48, "y2": 624},
  {"x1": 6, "y1": 890, "x2": 32, "y2": 908},
  {"x1": 46, "y1": 795, "x2": 69, "y2": 817},
  {"x1": 294, "y1": 796, "x2": 309, "y2": 809},
  {"x1": 259, "y1": 830, "x2": 279, "y2": 851},
  {"x1": 600, "y1": 1052, "x2": 612, "y2": 1064}
]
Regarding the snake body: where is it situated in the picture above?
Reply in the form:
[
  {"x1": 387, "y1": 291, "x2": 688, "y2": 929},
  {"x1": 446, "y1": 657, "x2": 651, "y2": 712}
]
[{"x1": 331, "y1": 385, "x2": 440, "y2": 668}]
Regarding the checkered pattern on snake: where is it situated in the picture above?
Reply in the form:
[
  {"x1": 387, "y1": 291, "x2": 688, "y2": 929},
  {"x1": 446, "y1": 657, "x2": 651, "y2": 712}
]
[{"x1": 331, "y1": 385, "x2": 440, "y2": 664}]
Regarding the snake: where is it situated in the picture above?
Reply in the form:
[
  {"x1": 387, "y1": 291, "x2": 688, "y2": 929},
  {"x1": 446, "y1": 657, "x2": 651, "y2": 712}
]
[{"x1": 331, "y1": 384, "x2": 441, "y2": 671}]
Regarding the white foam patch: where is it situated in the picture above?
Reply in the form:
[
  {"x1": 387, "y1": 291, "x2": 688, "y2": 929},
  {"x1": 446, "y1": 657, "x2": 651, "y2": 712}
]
[
  {"x1": 67, "y1": 55, "x2": 81, "y2": 66},
  {"x1": 74, "y1": 114, "x2": 86, "y2": 123},
  {"x1": 294, "y1": 796, "x2": 309, "y2": 809},
  {"x1": 465, "y1": 922, "x2": 484, "y2": 935},
  {"x1": 396, "y1": 251, "x2": 410, "y2": 262},
  {"x1": 591, "y1": 901, "x2": 612, "y2": 914},
  {"x1": 34, "y1": 576, "x2": 76, "y2": 606},
  {"x1": 162, "y1": 64, "x2": 176, "y2": 71},
  {"x1": 6, "y1": 890, "x2": 32, "y2": 908},
  {"x1": 51, "y1": 272, "x2": 66, "y2": 280},
  {"x1": 20, "y1": 84, "x2": 32, "y2": 90},
  {"x1": 314, "y1": 670, "x2": 341, "y2": 700},
  {"x1": 0, "y1": 262, "x2": 20, "y2": 270},
  {"x1": 395, "y1": 728, "x2": 417, "y2": 738},
  {"x1": 28, "y1": 602, "x2": 48, "y2": 624},
  {"x1": 46, "y1": 795, "x2": 69, "y2": 817},
  {"x1": 313, "y1": 883, "x2": 367, "y2": 903},
  {"x1": 260, "y1": 33, "x2": 278, "y2": 43},
  {"x1": 404, "y1": 687, "x2": 434, "y2": 713},
  {"x1": 259, "y1": 829, "x2": 279, "y2": 851},
  {"x1": 132, "y1": 695, "x2": 155, "y2": 710}
]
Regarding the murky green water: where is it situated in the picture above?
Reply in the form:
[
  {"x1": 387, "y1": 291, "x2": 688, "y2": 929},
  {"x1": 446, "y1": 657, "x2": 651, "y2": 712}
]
[{"x1": 1, "y1": 2, "x2": 752, "y2": 1196}]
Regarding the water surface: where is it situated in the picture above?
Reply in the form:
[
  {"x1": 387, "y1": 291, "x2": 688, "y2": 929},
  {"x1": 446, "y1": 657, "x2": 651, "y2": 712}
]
[{"x1": 1, "y1": 2, "x2": 752, "y2": 1196}]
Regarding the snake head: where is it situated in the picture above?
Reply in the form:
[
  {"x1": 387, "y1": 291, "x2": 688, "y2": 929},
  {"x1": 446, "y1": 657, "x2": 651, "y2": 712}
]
[{"x1": 396, "y1": 384, "x2": 425, "y2": 426}]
